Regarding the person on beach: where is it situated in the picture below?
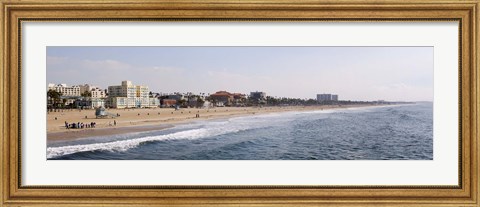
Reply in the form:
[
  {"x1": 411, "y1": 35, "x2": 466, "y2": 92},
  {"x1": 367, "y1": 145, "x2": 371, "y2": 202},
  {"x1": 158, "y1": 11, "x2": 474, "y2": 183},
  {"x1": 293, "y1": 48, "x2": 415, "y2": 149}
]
[
  {"x1": 114, "y1": 120, "x2": 116, "y2": 126},
  {"x1": 65, "y1": 121, "x2": 69, "y2": 129}
]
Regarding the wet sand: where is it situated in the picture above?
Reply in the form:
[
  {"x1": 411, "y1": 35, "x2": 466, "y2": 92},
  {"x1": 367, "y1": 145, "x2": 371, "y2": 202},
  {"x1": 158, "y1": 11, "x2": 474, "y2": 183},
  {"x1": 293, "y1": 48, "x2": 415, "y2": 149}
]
[
  {"x1": 48, "y1": 124, "x2": 174, "y2": 141},
  {"x1": 47, "y1": 105, "x2": 376, "y2": 142}
]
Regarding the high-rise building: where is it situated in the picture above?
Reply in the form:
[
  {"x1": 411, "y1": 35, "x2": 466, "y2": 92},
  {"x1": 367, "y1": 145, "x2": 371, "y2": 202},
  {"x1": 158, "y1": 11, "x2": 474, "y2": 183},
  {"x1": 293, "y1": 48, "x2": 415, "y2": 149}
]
[
  {"x1": 332, "y1": 94, "x2": 338, "y2": 101},
  {"x1": 107, "y1": 80, "x2": 158, "y2": 108},
  {"x1": 317, "y1": 94, "x2": 339, "y2": 102}
]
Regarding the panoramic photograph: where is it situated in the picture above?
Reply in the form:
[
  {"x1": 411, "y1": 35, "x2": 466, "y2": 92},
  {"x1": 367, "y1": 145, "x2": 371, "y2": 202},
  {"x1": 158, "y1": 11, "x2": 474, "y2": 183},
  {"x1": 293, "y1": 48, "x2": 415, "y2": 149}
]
[{"x1": 46, "y1": 46, "x2": 433, "y2": 160}]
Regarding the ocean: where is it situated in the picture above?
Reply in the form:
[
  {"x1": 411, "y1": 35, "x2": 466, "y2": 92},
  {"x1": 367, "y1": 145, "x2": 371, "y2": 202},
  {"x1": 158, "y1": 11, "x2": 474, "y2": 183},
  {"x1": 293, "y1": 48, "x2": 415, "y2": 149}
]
[{"x1": 47, "y1": 103, "x2": 433, "y2": 160}]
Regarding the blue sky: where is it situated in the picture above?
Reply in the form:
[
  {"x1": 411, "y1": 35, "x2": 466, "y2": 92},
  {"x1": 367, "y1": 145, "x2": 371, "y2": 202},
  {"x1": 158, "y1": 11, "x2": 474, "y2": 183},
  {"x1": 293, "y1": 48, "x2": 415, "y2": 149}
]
[{"x1": 47, "y1": 46, "x2": 433, "y2": 101}]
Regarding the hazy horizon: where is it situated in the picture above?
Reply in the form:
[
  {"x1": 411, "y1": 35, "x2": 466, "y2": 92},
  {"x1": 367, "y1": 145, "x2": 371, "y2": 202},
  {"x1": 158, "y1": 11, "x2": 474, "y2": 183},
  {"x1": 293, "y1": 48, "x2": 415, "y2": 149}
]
[{"x1": 47, "y1": 46, "x2": 433, "y2": 102}]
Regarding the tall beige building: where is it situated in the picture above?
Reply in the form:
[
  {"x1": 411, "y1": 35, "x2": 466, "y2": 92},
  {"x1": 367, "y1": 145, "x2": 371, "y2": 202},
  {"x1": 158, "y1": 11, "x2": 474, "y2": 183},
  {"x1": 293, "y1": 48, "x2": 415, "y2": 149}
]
[{"x1": 107, "y1": 80, "x2": 158, "y2": 108}]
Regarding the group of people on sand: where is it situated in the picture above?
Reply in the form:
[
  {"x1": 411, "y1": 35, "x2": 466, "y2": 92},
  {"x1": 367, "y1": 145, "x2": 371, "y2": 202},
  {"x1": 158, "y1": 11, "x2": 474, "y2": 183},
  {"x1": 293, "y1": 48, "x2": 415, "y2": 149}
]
[{"x1": 65, "y1": 121, "x2": 97, "y2": 129}]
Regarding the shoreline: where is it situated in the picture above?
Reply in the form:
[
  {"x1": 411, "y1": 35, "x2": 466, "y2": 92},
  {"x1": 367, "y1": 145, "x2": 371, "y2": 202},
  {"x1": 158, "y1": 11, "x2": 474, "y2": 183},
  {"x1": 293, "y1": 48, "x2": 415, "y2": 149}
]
[
  {"x1": 47, "y1": 104, "x2": 398, "y2": 143},
  {"x1": 47, "y1": 124, "x2": 174, "y2": 142}
]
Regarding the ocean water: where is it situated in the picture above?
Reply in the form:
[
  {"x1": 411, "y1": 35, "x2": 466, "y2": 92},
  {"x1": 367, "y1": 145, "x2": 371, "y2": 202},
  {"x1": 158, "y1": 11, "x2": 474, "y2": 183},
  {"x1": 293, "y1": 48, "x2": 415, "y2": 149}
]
[{"x1": 47, "y1": 103, "x2": 433, "y2": 160}]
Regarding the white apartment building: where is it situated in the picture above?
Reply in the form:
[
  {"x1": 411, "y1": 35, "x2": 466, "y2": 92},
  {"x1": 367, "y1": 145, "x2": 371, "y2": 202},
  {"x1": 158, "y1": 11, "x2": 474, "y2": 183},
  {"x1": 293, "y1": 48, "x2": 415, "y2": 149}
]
[
  {"x1": 47, "y1": 83, "x2": 81, "y2": 97},
  {"x1": 107, "y1": 80, "x2": 159, "y2": 108},
  {"x1": 91, "y1": 88, "x2": 106, "y2": 98}
]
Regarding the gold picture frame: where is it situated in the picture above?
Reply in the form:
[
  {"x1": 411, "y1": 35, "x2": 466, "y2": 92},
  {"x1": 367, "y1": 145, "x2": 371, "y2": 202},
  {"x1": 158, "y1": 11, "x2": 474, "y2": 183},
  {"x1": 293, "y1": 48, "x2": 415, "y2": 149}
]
[{"x1": 1, "y1": 0, "x2": 478, "y2": 206}]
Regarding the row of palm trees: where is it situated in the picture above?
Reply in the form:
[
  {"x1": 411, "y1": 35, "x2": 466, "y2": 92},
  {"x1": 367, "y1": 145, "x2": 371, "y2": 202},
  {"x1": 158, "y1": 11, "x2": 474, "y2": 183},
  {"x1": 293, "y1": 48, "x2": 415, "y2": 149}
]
[{"x1": 154, "y1": 91, "x2": 339, "y2": 108}]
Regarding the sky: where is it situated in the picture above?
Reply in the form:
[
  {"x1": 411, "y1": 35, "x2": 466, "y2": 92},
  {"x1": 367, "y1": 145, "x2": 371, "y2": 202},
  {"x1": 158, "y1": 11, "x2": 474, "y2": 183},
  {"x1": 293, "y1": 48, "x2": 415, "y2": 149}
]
[{"x1": 47, "y1": 46, "x2": 433, "y2": 102}]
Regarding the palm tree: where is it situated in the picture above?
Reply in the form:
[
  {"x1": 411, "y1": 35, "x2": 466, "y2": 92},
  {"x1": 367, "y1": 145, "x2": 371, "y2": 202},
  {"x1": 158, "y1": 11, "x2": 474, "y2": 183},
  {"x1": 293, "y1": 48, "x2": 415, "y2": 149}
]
[
  {"x1": 62, "y1": 98, "x2": 68, "y2": 108},
  {"x1": 196, "y1": 97, "x2": 205, "y2": 108},
  {"x1": 179, "y1": 99, "x2": 187, "y2": 108},
  {"x1": 47, "y1": 89, "x2": 62, "y2": 109},
  {"x1": 81, "y1": 91, "x2": 92, "y2": 100}
]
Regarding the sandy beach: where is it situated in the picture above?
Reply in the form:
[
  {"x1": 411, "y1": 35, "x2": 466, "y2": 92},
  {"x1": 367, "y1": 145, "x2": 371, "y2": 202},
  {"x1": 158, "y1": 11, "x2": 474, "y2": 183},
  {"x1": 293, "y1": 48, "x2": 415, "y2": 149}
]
[{"x1": 47, "y1": 104, "x2": 377, "y2": 142}]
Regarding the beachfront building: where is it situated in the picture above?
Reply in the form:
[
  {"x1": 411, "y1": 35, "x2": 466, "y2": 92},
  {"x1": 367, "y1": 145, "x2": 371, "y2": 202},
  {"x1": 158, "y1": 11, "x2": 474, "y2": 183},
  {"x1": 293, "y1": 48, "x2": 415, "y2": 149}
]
[
  {"x1": 209, "y1": 91, "x2": 234, "y2": 107},
  {"x1": 332, "y1": 95, "x2": 338, "y2": 101},
  {"x1": 70, "y1": 97, "x2": 106, "y2": 109},
  {"x1": 47, "y1": 83, "x2": 81, "y2": 97},
  {"x1": 107, "y1": 80, "x2": 159, "y2": 108},
  {"x1": 232, "y1": 93, "x2": 247, "y2": 106},
  {"x1": 158, "y1": 93, "x2": 189, "y2": 108},
  {"x1": 317, "y1": 94, "x2": 339, "y2": 102},
  {"x1": 73, "y1": 99, "x2": 91, "y2": 109},
  {"x1": 208, "y1": 91, "x2": 247, "y2": 107},
  {"x1": 79, "y1": 84, "x2": 107, "y2": 98},
  {"x1": 81, "y1": 85, "x2": 107, "y2": 109},
  {"x1": 91, "y1": 98, "x2": 106, "y2": 108},
  {"x1": 75, "y1": 84, "x2": 107, "y2": 98},
  {"x1": 161, "y1": 99, "x2": 177, "y2": 107},
  {"x1": 91, "y1": 88, "x2": 106, "y2": 98}
]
